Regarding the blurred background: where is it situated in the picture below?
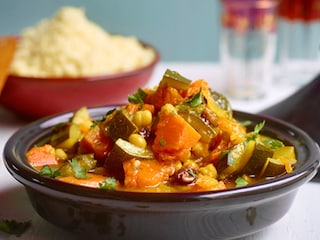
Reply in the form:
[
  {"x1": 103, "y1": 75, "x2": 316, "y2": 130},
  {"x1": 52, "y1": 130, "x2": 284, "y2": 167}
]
[
  {"x1": 0, "y1": 0, "x2": 221, "y2": 61},
  {"x1": 1, "y1": 0, "x2": 319, "y2": 68}
]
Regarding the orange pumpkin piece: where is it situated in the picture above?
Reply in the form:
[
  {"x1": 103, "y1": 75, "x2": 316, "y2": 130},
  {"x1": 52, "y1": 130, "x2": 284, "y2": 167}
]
[
  {"x1": 152, "y1": 104, "x2": 201, "y2": 162},
  {"x1": 125, "y1": 103, "x2": 140, "y2": 115},
  {"x1": 217, "y1": 117, "x2": 246, "y2": 145},
  {"x1": 141, "y1": 103, "x2": 155, "y2": 115},
  {"x1": 123, "y1": 159, "x2": 175, "y2": 189},
  {"x1": 126, "y1": 103, "x2": 155, "y2": 115},
  {"x1": 26, "y1": 144, "x2": 58, "y2": 167},
  {"x1": 144, "y1": 86, "x2": 185, "y2": 111},
  {"x1": 208, "y1": 134, "x2": 231, "y2": 165},
  {"x1": 182, "y1": 79, "x2": 207, "y2": 98},
  {"x1": 78, "y1": 123, "x2": 113, "y2": 162},
  {"x1": 185, "y1": 79, "x2": 245, "y2": 145}
]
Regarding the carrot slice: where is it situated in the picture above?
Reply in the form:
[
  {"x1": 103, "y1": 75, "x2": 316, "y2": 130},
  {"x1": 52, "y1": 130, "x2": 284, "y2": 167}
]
[
  {"x1": 123, "y1": 159, "x2": 174, "y2": 189},
  {"x1": 26, "y1": 144, "x2": 58, "y2": 167}
]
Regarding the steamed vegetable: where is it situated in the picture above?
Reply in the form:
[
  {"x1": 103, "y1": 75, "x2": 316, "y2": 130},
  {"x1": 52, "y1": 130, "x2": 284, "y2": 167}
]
[
  {"x1": 26, "y1": 144, "x2": 58, "y2": 167},
  {"x1": 152, "y1": 104, "x2": 201, "y2": 162},
  {"x1": 25, "y1": 69, "x2": 297, "y2": 192},
  {"x1": 159, "y1": 68, "x2": 191, "y2": 90},
  {"x1": 105, "y1": 138, "x2": 154, "y2": 180}
]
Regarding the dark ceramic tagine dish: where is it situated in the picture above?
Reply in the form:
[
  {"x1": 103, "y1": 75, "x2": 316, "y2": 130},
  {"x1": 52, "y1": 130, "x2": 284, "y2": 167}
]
[
  {"x1": 3, "y1": 106, "x2": 320, "y2": 240},
  {"x1": 259, "y1": 74, "x2": 320, "y2": 181}
]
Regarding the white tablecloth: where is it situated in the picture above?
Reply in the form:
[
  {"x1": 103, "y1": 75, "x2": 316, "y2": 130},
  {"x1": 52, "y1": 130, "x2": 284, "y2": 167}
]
[{"x1": 0, "y1": 62, "x2": 318, "y2": 239}]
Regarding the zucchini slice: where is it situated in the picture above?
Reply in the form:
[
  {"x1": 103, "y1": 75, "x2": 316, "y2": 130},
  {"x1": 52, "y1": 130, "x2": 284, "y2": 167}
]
[
  {"x1": 104, "y1": 109, "x2": 138, "y2": 141},
  {"x1": 159, "y1": 69, "x2": 191, "y2": 90},
  {"x1": 220, "y1": 140, "x2": 255, "y2": 178},
  {"x1": 179, "y1": 111, "x2": 217, "y2": 144},
  {"x1": 242, "y1": 142, "x2": 274, "y2": 176},
  {"x1": 105, "y1": 138, "x2": 154, "y2": 180},
  {"x1": 261, "y1": 146, "x2": 297, "y2": 177},
  {"x1": 50, "y1": 123, "x2": 82, "y2": 150}
]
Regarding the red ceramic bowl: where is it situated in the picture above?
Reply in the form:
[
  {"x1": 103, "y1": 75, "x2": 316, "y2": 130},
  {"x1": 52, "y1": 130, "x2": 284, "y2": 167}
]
[{"x1": 0, "y1": 43, "x2": 159, "y2": 119}]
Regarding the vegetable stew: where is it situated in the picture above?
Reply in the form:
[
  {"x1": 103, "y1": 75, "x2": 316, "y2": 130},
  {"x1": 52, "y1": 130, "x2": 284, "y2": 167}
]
[{"x1": 26, "y1": 69, "x2": 297, "y2": 192}]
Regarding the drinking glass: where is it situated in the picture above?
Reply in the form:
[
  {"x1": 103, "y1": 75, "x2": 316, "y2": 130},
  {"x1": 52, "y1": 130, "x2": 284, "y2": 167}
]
[
  {"x1": 220, "y1": 0, "x2": 278, "y2": 99},
  {"x1": 277, "y1": 0, "x2": 320, "y2": 85}
]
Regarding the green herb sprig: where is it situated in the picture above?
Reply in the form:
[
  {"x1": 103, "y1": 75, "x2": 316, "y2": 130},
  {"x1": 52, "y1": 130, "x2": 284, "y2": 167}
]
[
  {"x1": 128, "y1": 88, "x2": 147, "y2": 106},
  {"x1": 39, "y1": 165, "x2": 60, "y2": 178},
  {"x1": 99, "y1": 177, "x2": 117, "y2": 190},
  {"x1": 188, "y1": 90, "x2": 203, "y2": 107},
  {"x1": 0, "y1": 219, "x2": 31, "y2": 236},
  {"x1": 69, "y1": 158, "x2": 87, "y2": 179},
  {"x1": 235, "y1": 176, "x2": 248, "y2": 187},
  {"x1": 246, "y1": 121, "x2": 265, "y2": 142}
]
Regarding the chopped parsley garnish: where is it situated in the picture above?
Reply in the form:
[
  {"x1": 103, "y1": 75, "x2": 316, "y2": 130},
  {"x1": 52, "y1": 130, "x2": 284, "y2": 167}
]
[
  {"x1": 159, "y1": 139, "x2": 166, "y2": 146},
  {"x1": 90, "y1": 120, "x2": 99, "y2": 128},
  {"x1": 263, "y1": 138, "x2": 284, "y2": 149},
  {"x1": 235, "y1": 176, "x2": 248, "y2": 187},
  {"x1": 69, "y1": 158, "x2": 87, "y2": 179},
  {"x1": 188, "y1": 90, "x2": 202, "y2": 107},
  {"x1": 187, "y1": 168, "x2": 198, "y2": 178},
  {"x1": 99, "y1": 177, "x2": 117, "y2": 190},
  {"x1": 219, "y1": 150, "x2": 230, "y2": 160},
  {"x1": 240, "y1": 120, "x2": 252, "y2": 127},
  {"x1": 128, "y1": 88, "x2": 147, "y2": 106},
  {"x1": 246, "y1": 121, "x2": 265, "y2": 141},
  {"x1": 0, "y1": 219, "x2": 31, "y2": 236},
  {"x1": 254, "y1": 121, "x2": 265, "y2": 133},
  {"x1": 39, "y1": 165, "x2": 60, "y2": 178}
]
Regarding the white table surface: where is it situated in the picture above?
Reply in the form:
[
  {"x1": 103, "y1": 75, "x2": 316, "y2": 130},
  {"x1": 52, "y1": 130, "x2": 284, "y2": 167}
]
[{"x1": 0, "y1": 62, "x2": 319, "y2": 239}]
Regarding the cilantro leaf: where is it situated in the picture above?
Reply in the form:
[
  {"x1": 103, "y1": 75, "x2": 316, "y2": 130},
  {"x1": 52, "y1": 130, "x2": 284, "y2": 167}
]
[
  {"x1": 90, "y1": 120, "x2": 99, "y2": 128},
  {"x1": 246, "y1": 121, "x2": 265, "y2": 141},
  {"x1": 0, "y1": 219, "x2": 31, "y2": 236},
  {"x1": 263, "y1": 138, "x2": 284, "y2": 149},
  {"x1": 39, "y1": 165, "x2": 60, "y2": 178},
  {"x1": 69, "y1": 159, "x2": 87, "y2": 179},
  {"x1": 99, "y1": 177, "x2": 117, "y2": 190},
  {"x1": 254, "y1": 121, "x2": 265, "y2": 134},
  {"x1": 188, "y1": 91, "x2": 202, "y2": 107},
  {"x1": 128, "y1": 88, "x2": 147, "y2": 105},
  {"x1": 240, "y1": 120, "x2": 252, "y2": 127},
  {"x1": 219, "y1": 150, "x2": 230, "y2": 160},
  {"x1": 159, "y1": 139, "x2": 166, "y2": 146},
  {"x1": 235, "y1": 176, "x2": 248, "y2": 187}
]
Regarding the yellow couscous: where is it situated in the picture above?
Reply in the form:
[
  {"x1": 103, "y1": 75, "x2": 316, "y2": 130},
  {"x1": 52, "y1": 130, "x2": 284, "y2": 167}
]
[{"x1": 10, "y1": 6, "x2": 156, "y2": 77}]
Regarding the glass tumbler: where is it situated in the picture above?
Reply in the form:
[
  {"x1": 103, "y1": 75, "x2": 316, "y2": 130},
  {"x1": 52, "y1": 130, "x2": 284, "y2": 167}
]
[
  {"x1": 220, "y1": 0, "x2": 278, "y2": 99},
  {"x1": 277, "y1": 0, "x2": 320, "y2": 85}
]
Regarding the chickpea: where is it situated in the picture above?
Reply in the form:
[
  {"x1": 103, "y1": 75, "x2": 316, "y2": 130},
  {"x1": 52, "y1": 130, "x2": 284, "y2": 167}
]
[
  {"x1": 128, "y1": 133, "x2": 147, "y2": 148},
  {"x1": 132, "y1": 110, "x2": 152, "y2": 128},
  {"x1": 174, "y1": 161, "x2": 183, "y2": 171},
  {"x1": 183, "y1": 159, "x2": 199, "y2": 170},
  {"x1": 55, "y1": 148, "x2": 67, "y2": 161},
  {"x1": 199, "y1": 164, "x2": 218, "y2": 179},
  {"x1": 192, "y1": 142, "x2": 209, "y2": 158}
]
